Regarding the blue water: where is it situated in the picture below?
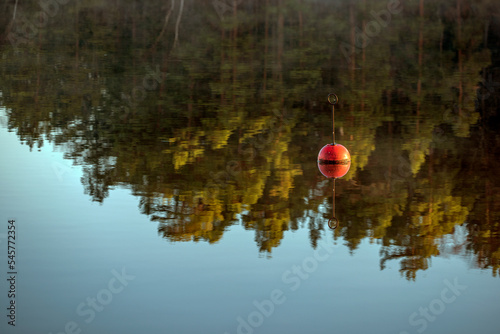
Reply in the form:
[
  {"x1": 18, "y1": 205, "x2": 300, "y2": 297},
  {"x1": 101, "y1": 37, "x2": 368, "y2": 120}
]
[{"x1": 1, "y1": 108, "x2": 499, "y2": 334}]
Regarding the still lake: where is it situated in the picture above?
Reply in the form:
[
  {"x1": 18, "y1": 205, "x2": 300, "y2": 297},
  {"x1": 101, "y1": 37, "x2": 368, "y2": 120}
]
[{"x1": 0, "y1": 1, "x2": 499, "y2": 333}]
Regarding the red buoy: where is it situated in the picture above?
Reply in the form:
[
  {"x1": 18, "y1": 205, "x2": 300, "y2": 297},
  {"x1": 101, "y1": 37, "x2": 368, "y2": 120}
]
[
  {"x1": 317, "y1": 143, "x2": 351, "y2": 178},
  {"x1": 317, "y1": 93, "x2": 351, "y2": 179}
]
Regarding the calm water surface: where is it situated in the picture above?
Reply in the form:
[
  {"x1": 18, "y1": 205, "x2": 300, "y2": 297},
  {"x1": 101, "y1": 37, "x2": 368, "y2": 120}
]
[{"x1": 0, "y1": 1, "x2": 499, "y2": 333}]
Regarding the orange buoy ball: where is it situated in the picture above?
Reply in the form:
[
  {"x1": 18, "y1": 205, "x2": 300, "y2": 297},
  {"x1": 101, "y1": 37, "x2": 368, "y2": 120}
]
[{"x1": 317, "y1": 144, "x2": 351, "y2": 178}]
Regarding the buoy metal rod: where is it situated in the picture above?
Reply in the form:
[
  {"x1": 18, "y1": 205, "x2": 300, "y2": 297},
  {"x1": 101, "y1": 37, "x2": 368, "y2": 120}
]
[
  {"x1": 332, "y1": 104, "x2": 335, "y2": 144},
  {"x1": 327, "y1": 93, "x2": 338, "y2": 144}
]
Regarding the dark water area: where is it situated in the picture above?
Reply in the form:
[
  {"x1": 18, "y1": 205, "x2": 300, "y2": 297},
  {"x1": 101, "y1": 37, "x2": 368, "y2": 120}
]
[{"x1": 0, "y1": 1, "x2": 499, "y2": 333}]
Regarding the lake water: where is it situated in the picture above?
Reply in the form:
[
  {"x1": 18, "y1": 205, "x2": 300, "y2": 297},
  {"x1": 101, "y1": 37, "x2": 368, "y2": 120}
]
[{"x1": 0, "y1": 1, "x2": 499, "y2": 333}]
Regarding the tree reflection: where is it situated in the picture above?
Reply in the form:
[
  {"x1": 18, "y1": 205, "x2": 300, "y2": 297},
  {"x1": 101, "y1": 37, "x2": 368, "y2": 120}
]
[{"x1": 0, "y1": 0, "x2": 499, "y2": 280}]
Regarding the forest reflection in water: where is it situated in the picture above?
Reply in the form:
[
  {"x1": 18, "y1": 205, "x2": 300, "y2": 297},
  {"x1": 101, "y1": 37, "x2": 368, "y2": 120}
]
[{"x1": 0, "y1": 0, "x2": 499, "y2": 281}]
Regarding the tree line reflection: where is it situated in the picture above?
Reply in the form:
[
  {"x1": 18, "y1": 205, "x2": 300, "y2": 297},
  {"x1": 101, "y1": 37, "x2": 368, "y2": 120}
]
[{"x1": 0, "y1": 0, "x2": 499, "y2": 280}]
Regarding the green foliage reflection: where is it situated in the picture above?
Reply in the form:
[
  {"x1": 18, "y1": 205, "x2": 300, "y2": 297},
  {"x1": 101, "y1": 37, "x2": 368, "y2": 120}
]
[{"x1": 1, "y1": 0, "x2": 499, "y2": 280}]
